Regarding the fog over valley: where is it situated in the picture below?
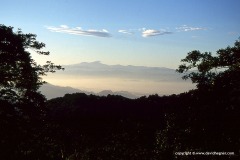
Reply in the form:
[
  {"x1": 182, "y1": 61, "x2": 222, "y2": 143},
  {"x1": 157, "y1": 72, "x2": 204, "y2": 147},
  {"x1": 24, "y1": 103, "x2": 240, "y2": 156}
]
[
  {"x1": 2, "y1": 0, "x2": 239, "y2": 158},
  {"x1": 42, "y1": 61, "x2": 195, "y2": 98}
]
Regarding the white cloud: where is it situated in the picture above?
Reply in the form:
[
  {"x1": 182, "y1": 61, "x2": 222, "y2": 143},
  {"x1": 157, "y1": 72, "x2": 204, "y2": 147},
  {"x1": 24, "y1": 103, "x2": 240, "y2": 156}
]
[
  {"x1": 142, "y1": 29, "x2": 172, "y2": 37},
  {"x1": 60, "y1": 25, "x2": 69, "y2": 28},
  {"x1": 46, "y1": 25, "x2": 111, "y2": 37},
  {"x1": 118, "y1": 30, "x2": 134, "y2": 35},
  {"x1": 176, "y1": 25, "x2": 206, "y2": 32},
  {"x1": 102, "y1": 29, "x2": 108, "y2": 33}
]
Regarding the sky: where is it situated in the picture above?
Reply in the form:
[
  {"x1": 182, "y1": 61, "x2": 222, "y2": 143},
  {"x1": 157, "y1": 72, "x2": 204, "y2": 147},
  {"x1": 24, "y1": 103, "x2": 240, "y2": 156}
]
[
  {"x1": 1, "y1": 0, "x2": 240, "y2": 94},
  {"x1": 1, "y1": 0, "x2": 240, "y2": 68}
]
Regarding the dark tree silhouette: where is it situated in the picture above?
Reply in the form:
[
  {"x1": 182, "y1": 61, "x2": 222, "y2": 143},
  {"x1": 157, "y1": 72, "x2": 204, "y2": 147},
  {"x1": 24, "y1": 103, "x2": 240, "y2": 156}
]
[
  {"x1": 0, "y1": 24, "x2": 64, "y2": 160},
  {"x1": 1, "y1": 24, "x2": 239, "y2": 159},
  {"x1": 175, "y1": 39, "x2": 240, "y2": 158},
  {"x1": 0, "y1": 24, "x2": 63, "y2": 106},
  {"x1": 176, "y1": 39, "x2": 240, "y2": 93}
]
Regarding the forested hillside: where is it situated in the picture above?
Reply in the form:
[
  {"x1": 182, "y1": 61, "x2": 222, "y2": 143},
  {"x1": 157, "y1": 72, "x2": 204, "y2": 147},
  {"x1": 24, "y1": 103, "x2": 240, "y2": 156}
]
[
  {"x1": 0, "y1": 24, "x2": 239, "y2": 160},
  {"x1": 44, "y1": 89, "x2": 239, "y2": 159}
]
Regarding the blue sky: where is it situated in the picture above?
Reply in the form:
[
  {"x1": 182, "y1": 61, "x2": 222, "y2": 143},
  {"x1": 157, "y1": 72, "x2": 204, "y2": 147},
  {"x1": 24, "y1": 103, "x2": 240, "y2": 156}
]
[{"x1": 1, "y1": 0, "x2": 240, "y2": 68}]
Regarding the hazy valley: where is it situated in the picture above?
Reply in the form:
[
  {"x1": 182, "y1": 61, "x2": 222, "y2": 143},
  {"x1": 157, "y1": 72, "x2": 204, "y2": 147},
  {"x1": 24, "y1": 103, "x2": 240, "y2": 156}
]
[{"x1": 42, "y1": 61, "x2": 195, "y2": 98}]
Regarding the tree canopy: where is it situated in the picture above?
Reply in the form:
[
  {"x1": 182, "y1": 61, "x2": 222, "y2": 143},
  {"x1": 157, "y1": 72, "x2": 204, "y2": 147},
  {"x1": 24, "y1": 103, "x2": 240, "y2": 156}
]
[
  {"x1": 176, "y1": 39, "x2": 240, "y2": 93},
  {"x1": 0, "y1": 24, "x2": 63, "y2": 105},
  {"x1": 1, "y1": 24, "x2": 239, "y2": 159}
]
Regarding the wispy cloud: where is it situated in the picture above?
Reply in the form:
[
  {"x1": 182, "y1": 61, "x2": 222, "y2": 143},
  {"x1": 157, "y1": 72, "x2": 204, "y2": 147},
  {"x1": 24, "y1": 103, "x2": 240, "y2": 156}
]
[
  {"x1": 176, "y1": 25, "x2": 206, "y2": 32},
  {"x1": 60, "y1": 25, "x2": 69, "y2": 28},
  {"x1": 46, "y1": 24, "x2": 207, "y2": 38},
  {"x1": 46, "y1": 25, "x2": 111, "y2": 37},
  {"x1": 118, "y1": 30, "x2": 134, "y2": 35},
  {"x1": 142, "y1": 29, "x2": 172, "y2": 37}
]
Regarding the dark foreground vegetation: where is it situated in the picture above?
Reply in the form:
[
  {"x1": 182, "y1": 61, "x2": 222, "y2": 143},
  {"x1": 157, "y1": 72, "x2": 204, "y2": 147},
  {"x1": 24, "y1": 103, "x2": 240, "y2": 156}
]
[{"x1": 0, "y1": 24, "x2": 239, "y2": 159}]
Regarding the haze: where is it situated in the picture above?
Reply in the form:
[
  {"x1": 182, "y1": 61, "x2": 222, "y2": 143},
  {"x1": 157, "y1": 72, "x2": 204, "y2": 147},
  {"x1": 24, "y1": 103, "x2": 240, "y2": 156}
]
[
  {"x1": 44, "y1": 61, "x2": 194, "y2": 95},
  {"x1": 2, "y1": 0, "x2": 239, "y2": 95}
]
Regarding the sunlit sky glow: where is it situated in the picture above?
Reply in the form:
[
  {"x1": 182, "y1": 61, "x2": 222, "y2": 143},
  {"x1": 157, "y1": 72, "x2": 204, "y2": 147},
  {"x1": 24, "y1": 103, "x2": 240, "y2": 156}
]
[
  {"x1": 2, "y1": 0, "x2": 240, "y2": 68},
  {"x1": 1, "y1": 0, "x2": 240, "y2": 94}
]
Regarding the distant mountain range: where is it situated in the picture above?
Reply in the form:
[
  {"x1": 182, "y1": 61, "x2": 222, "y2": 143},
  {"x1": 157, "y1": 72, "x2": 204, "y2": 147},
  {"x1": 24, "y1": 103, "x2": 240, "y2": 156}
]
[
  {"x1": 61, "y1": 61, "x2": 182, "y2": 82},
  {"x1": 40, "y1": 83, "x2": 139, "y2": 99},
  {"x1": 42, "y1": 61, "x2": 195, "y2": 97}
]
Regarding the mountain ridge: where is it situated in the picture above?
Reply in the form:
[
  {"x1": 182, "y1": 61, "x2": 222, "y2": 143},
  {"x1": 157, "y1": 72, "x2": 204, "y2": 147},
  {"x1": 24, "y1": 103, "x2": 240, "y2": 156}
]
[
  {"x1": 43, "y1": 61, "x2": 195, "y2": 96},
  {"x1": 61, "y1": 61, "x2": 182, "y2": 82},
  {"x1": 40, "y1": 83, "x2": 140, "y2": 99},
  {"x1": 65, "y1": 61, "x2": 174, "y2": 71}
]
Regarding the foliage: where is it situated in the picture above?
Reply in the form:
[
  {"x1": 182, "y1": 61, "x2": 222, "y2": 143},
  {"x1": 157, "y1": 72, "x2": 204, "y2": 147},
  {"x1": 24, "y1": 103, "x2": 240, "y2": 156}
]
[
  {"x1": 0, "y1": 24, "x2": 63, "y2": 160},
  {"x1": 44, "y1": 91, "x2": 239, "y2": 159},
  {"x1": 176, "y1": 39, "x2": 240, "y2": 92},
  {"x1": 1, "y1": 24, "x2": 239, "y2": 159},
  {"x1": 0, "y1": 24, "x2": 63, "y2": 105}
]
